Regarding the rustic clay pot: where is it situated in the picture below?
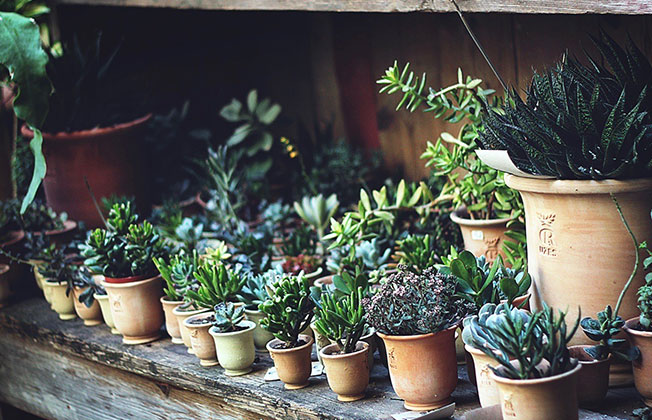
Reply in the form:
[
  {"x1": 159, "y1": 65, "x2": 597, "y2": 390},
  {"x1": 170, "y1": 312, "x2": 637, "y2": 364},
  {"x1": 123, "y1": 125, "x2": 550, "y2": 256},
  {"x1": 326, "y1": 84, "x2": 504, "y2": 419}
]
[
  {"x1": 0, "y1": 264, "x2": 10, "y2": 307},
  {"x1": 321, "y1": 342, "x2": 370, "y2": 402},
  {"x1": 47, "y1": 281, "x2": 76, "y2": 320},
  {"x1": 103, "y1": 275, "x2": 164, "y2": 345},
  {"x1": 34, "y1": 219, "x2": 78, "y2": 247},
  {"x1": 624, "y1": 317, "x2": 652, "y2": 407},
  {"x1": 21, "y1": 115, "x2": 152, "y2": 228},
  {"x1": 209, "y1": 320, "x2": 257, "y2": 376},
  {"x1": 160, "y1": 297, "x2": 184, "y2": 344},
  {"x1": 245, "y1": 308, "x2": 274, "y2": 350},
  {"x1": 72, "y1": 287, "x2": 103, "y2": 326},
  {"x1": 450, "y1": 209, "x2": 510, "y2": 263},
  {"x1": 492, "y1": 362, "x2": 581, "y2": 420},
  {"x1": 377, "y1": 326, "x2": 457, "y2": 411},
  {"x1": 94, "y1": 293, "x2": 119, "y2": 334},
  {"x1": 184, "y1": 313, "x2": 218, "y2": 367},
  {"x1": 567, "y1": 345, "x2": 611, "y2": 405},
  {"x1": 465, "y1": 345, "x2": 503, "y2": 407},
  {"x1": 173, "y1": 305, "x2": 210, "y2": 354},
  {"x1": 267, "y1": 334, "x2": 314, "y2": 389}
]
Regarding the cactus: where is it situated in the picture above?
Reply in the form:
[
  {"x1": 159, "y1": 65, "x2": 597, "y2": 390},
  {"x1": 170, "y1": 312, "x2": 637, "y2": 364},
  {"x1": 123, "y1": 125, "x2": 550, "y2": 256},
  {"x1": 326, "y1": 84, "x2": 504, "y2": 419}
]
[{"x1": 212, "y1": 302, "x2": 246, "y2": 333}]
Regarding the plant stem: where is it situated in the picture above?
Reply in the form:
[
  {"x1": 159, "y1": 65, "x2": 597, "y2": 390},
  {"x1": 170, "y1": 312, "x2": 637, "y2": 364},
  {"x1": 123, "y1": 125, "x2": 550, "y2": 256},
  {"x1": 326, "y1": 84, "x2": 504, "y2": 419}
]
[{"x1": 611, "y1": 193, "x2": 639, "y2": 319}]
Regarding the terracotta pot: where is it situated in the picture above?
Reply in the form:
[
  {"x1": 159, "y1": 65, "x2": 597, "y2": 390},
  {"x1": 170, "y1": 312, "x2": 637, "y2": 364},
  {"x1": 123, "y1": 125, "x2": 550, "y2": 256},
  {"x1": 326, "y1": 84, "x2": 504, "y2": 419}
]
[
  {"x1": 94, "y1": 293, "x2": 119, "y2": 334},
  {"x1": 47, "y1": 281, "x2": 76, "y2": 320},
  {"x1": 103, "y1": 275, "x2": 164, "y2": 345},
  {"x1": 267, "y1": 334, "x2": 314, "y2": 389},
  {"x1": 160, "y1": 297, "x2": 184, "y2": 344},
  {"x1": 313, "y1": 275, "x2": 333, "y2": 288},
  {"x1": 311, "y1": 322, "x2": 332, "y2": 365},
  {"x1": 321, "y1": 342, "x2": 370, "y2": 402},
  {"x1": 506, "y1": 175, "x2": 652, "y2": 348},
  {"x1": 209, "y1": 320, "x2": 257, "y2": 376},
  {"x1": 465, "y1": 344, "x2": 504, "y2": 407},
  {"x1": 492, "y1": 362, "x2": 581, "y2": 420},
  {"x1": 377, "y1": 326, "x2": 457, "y2": 411},
  {"x1": 0, "y1": 264, "x2": 10, "y2": 307},
  {"x1": 360, "y1": 328, "x2": 377, "y2": 372},
  {"x1": 103, "y1": 274, "x2": 149, "y2": 284},
  {"x1": 624, "y1": 317, "x2": 652, "y2": 407},
  {"x1": 72, "y1": 287, "x2": 103, "y2": 326},
  {"x1": 173, "y1": 305, "x2": 210, "y2": 354},
  {"x1": 33, "y1": 220, "x2": 78, "y2": 247},
  {"x1": 245, "y1": 308, "x2": 274, "y2": 350},
  {"x1": 21, "y1": 115, "x2": 152, "y2": 228},
  {"x1": 450, "y1": 209, "x2": 510, "y2": 262},
  {"x1": 568, "y1": 345, "x2": 611, "y2": 404},
  {"x1": 184, "y1": 313, "x2": 218, "y2": 367}
]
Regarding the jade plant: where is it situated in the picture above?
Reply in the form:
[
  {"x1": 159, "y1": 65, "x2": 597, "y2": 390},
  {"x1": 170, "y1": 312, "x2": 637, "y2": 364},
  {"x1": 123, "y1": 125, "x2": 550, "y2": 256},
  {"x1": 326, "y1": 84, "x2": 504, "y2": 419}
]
[
  {"x1": 153, "y1": 251, "x2": 200, "y2": 302},
  {"x1": 258, "y1": 275, "x2": 314, "y2": 348},
  {"x1": 363, "y1": 265, "x2": 473, "y2": 335},
  {"x1": 313, "y1": 287, "x2": 366, "y2": 354},
  {"x1": 212, "y1": 302, "x2": 246, "y2": 333},
  {"x1": 186, "y1": 261, "x2": 246, "y2": 309},
  {"x1": 294, "y1": 193, "x2": 339, "y2": 241}
]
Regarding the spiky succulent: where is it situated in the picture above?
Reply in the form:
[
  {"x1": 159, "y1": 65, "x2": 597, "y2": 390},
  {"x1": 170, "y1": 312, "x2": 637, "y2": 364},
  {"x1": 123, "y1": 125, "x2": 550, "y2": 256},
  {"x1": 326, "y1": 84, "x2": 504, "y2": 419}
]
[
  {"x1": 212, "y1": 302, "x2": 246, "y2": 333},
  {"x1": 396, "y1": 234, "x2": 438, "y2": 274},
  {"x1": 154, "y1": 251, "x2": 200, "y2": 301},
  {"x1": 480, "y1": 33, "x2": 652, "y2": 180},
  {"x1": 186, "y1": 261, "x2": 246, "y2": 309},
  {"x1": 237, "y1": 271, "x2": 273, "y2": 310},
  {"x1": 313, "y1": 287, "x2": 366, "y2": 354}
]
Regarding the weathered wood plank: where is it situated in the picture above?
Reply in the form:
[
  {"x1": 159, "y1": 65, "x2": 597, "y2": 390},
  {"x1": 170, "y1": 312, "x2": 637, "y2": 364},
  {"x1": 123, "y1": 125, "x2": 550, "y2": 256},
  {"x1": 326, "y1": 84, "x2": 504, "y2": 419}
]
[{"x1": 52, "y1": 0, "x2": 652, "y2": 15}]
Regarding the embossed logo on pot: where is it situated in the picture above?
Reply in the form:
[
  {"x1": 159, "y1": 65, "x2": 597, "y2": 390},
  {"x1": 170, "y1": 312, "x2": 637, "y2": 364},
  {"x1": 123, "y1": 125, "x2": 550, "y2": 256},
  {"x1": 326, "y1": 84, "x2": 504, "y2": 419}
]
[
  {"x1": 502, "y1": 392, "x2": 516, "y2": 417},
  {"x1": 537, "y1": 213, "x2": 557, "y2": 257},
  {"x1": 111, "y1": 295, "x2": 122, "y2": 312},
  {"x1": 483, "y1": 237, "x2": 500, "y2": 261}
]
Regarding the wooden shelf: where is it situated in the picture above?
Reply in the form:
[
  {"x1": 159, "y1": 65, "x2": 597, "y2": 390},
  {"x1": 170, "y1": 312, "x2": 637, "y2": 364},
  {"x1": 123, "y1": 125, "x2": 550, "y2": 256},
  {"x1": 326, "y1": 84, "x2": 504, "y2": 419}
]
[{"x1": 52, "y1": 0, "x2": 652, "y2": 15}]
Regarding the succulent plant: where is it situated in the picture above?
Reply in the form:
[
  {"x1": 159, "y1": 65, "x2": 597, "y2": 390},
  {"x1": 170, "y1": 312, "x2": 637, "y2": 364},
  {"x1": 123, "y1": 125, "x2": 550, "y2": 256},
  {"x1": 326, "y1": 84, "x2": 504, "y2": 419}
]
[
  {"x1": 70, "y1": 267, "x2": 105, "y2": 308},
  {"x1": 186, "y1": 261, "x2": 246, "y2": 309},
  {"x1": 258, "y1": 275, "x2": 315, "y2": 348},
  {"x1": 280, "y1": 225, "x2": 317, "y2": 257},
  {"x1": 639, "y1": 233, "x2": 652, "y2": 331},
  {"x1": 396, "y1": 234, "x2": 438, "y2": 274},
  {"x1": 313, "y1": 287, "x2": 366, "y2": 354},
  {"x1": 173, "y1": 217, "x2": 204, "y2": 251},
  {"x1": 281, "y1": 254, "x2": 321, "y2": 276},
  {"x1": 153, "y1": 251, "x2": 200, "y2": 302},
  {"x1": 363, "y1": 265, "x2": 472, "y2": 335},
  {"x1": 580, "y1": 305, "x2": 639, "y2": 361},
  {"x1": 294, "y1": 193, "x2": 339, "y2": 240},
  {"x1": 355, "y1": 239, "x2": 391, "y2": 271},
  {"x1": 230, "y1": 230, "x2": 272, "y2": 273},
  {"x1": 212, "y1": 302, "x2": 246, "y2": 333},
  {"x1": 15, "y1": 198, "x2": 67, "y2": 232},
  {"x1": 237, "y1": 271, "x2": 273, "y2": 311},
  {"x1": 201, "y1": 240, "x2": 232, "y2": 263}
]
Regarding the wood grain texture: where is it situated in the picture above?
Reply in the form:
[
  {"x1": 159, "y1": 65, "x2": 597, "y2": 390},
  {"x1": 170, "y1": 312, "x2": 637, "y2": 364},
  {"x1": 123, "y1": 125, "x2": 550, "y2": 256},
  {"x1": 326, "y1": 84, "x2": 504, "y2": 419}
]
[
  {"x1": 52, "y1": 0, "x2": 652, "y2": 14},
  {"x1": 0, "y1": 299, "x2": 644, "y2": 420}
]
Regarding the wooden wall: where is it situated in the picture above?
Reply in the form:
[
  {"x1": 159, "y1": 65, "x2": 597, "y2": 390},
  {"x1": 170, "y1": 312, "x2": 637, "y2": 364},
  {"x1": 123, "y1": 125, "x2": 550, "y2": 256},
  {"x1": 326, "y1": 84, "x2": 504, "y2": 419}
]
[{"x1": 55, "y1": 7, "x2": 652, "y2": 181}]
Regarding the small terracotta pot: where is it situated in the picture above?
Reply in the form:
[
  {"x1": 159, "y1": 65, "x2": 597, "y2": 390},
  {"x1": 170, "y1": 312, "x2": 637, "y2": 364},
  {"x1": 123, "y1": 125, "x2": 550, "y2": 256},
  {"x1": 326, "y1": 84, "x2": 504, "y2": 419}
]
[
  {"x1": 160, "y1": 297, "x2": 184, "y2": 344},
  {"x1": 72, "y1": 287, "x2": 103, "y2": 326},
  {"x1": 103, "y1": 275, "x2": 164, "y2": 345},
  {"x1": 624, "y1": 317, "x2": 652, "y2": 407},
  {"x1": 450, "y1": 209, "x2": 510, "y2": 263},
  {"x1": 492, "y1": 362, "x2": 581, "y2": 420},
  {"x1": 210, "y1": 320, "x2": 257, "y2": 376},
  {"x1": 321, "y1": 342, "x2": 369, "y2": 402},
  {"x1": 47, "y1": 281, "x2": 76, "y2": 320},
  {"x1": 267, "y1": 334, "x2": 314, "y2": 389},
  {"x1": 184, "y1": 313, "x2": 218, "y2": 367},
  {"x1": 377, "y1": 326, "x2": 457, "y2": 411},
  {"x1": 94, "y1": 293, "x2": 119, "y2": 334},
  {"x1": 568, "y1": 345, "x2": 611, "y2": 404},
  {"x1": 0, "y1": 264, "x2": 10, "y2": 307},
  {"x1": 245, "y1": 308, "x2": 274, "y2": 350},
  {"x1": 173, "y1": 305, "x2": 210, "y2": 354},
  {"x1": 465, "y1": 344, "x2": 503, "y2": 407}
]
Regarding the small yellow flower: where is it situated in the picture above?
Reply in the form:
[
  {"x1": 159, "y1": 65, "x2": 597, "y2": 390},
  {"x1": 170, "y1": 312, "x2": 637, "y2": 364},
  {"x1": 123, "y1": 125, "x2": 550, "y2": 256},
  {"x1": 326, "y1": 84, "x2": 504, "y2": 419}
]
[
  {"x1": 286, "y1": 145, "x2": 294, "y2": 152},
  {"x1": 289, "y1": 151, "x2": 298, "y2": 159},
  {"x1": 280, "y1": 136, "x2": 289, "y2": 144}
]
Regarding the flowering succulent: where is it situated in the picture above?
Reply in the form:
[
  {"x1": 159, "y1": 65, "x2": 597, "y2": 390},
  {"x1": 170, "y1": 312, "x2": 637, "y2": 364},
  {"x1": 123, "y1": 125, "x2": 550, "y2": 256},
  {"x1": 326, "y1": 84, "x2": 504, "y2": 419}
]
[
  {"x1": 282, "y1": 254, "x2": 321, "y2": 276},
  {"x1": 363, "y1": 265, "x2": 473, "y2": 335}
]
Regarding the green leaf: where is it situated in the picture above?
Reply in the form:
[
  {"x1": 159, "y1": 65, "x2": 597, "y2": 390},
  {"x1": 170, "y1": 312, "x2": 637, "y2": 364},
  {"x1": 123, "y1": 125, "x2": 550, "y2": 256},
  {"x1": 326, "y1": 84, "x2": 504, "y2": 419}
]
[
  {"x1": 259, "y1": 103, "x2": 281, "y2": 125},
  {"x1": 21, "y1": 126, "x2": 46, "y2": 213},
  {"x1": 247, "y1": 89, "x2": 258, "y2": 113}
]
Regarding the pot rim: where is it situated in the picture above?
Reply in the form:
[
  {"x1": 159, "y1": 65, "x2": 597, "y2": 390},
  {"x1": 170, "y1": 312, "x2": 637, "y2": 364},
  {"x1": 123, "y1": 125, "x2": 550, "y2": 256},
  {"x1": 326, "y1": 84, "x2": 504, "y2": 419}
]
[
  {"x1": 0, "y1": 264, "x2": 9, "y2": 275},
  {"x1": 266, "y1": 334, "x2": 314, "y2": 353},
  {"x1": 450, "y1": 208, "x2": 511, "y2": 226},
  {"x1": 172, "y1": 305, "x2": 210, "y2": 317},
  {"x1": 244, "y1": 308, "x2": 262, "y2": 315},
  {"x1": 45, "y1": 280, "x2": 67, "y2": 287},
  {"x1": 103, "y1": 273, "x2": 153, "y2": 284},
  {"x1": 21, "y1": 114, "x2": 153, "y2": 140},
  {"x1": 376, "y1": 324, "x2": 457, "y2": 342},
  {"x1": 93, "y1": 293, "x2": 108, "y2": 300},
  {"x1": 160, "y1": 296, "x2": 184, "y2": 305},
  {"x1": 624, "y1": 316, "x2": 652, "y2": 337},
  {"x1": 320, "y1": 341, "x2": 369, "y2": 359},
  {"x1": 184, "y1": 312, "x2": 215, "y2": 329},
  {"x1": 209, "y1": 320, "x2": 256, "y2": 337},
  {"x1": 568, "y1": 345, "x2": 612, "y2": 365},
  {"x1": 1, "y1": 230, "x2": 25, "y2": 248},
  {"x1": 464, "y1": 343, "x2": 499, "y2": 357},
  {"x1": 505, "y1": 174, "x2": 652, "y2": 195},
  {"x1": 103, "y1": 274, "x2": 161, "y2": 289},
  {"x1": 491, "y1": 361, "x2": 581, "y2": 386},
  {"x1": 32, "y1": 220, "x2": 77, "y2": 237}
]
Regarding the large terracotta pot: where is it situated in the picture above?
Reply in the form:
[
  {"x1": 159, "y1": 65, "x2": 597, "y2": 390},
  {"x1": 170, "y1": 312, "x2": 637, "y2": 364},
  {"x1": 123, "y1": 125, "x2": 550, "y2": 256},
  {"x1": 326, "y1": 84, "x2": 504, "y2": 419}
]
[
  {"x1": 94, "y1": 293, "x2": 119, "y2": 334},
  {"x1": 160, "y1": 297, "x2": 183, "y2": 344},
  {"x1": 624, "y1": 317, "x2": 652, "y2": 407},
  {"x1": 377, "y1": 326, "x2": 457, "y2": 411},
  {"x1": 506, "y1": 175, "x2": 652, "y2": 348},
  {"x1": 267, "y1": 334, "x2": 314, "y2": 389},
  {"x1": 173, "y1": 305, "x2": 210, "y2": 354},
  {"x1": 103, "y1": 275, "x2": 164, "y2": 345},
  {"x1": 184, "y1": 313, "x2": 218, "y2": 367},
  {"x1": 33, "y1": 220, "x2": 78, "y2": 247},
  {"x1": 21, "y1": 115, "x2": 152, "y2": 228},
  {"x1": 0, "y1": 264, "x2": 10, "y2": 307},
  {"x1": 492, "y1": 362, "x2": 581, "y2": 420},
  {"x1": 47, "y1": 281, "x2": 76, "y2": 320},
  {"x1": 450, "y1": 209, "x2": 510, "y2": 262},
  {"x1": 245, "y1": 308, "x2": 274, "y2": 350},
  {"x1": 465, "y1": 344, "x2": 503, "y2": 407},
  {"x1": 321, "y1": 342, "x2": 369, "y2": 402},
  {"x1": 209, "y1": 320, "x2": 257, "y2": 376},
  {"x1": 568, "y1": 345, "x2": 611, "y2": 405},
  {"x1": 72, "y1": 287, "x2": 103, "y2": 326}
]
